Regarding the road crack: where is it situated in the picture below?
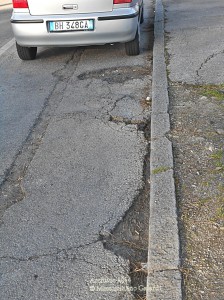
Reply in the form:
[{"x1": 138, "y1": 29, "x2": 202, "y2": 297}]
[
  {"x1": 0, "y1": 239, "x2": 100, "y2": 262},
  {"x1": 0, "y1": 49, "x2": 85, "y2": 220},
  {"x1": 196, "y1": 49, "x2": 224, "y2": 83},
  {"x1": 101, "y1": 121, "x2": 151, "y2": 299}
]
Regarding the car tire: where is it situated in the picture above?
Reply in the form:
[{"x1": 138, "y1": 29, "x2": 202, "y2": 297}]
[
  {"x1": 140, "y1": 6, "x2": 144, "y2": 24},
  {"x1": 125, "y1": 29, "x2": 140, "y2": 56},
  {"x1": 16, "y1": 43, "x2": 37, "y2": 60}
]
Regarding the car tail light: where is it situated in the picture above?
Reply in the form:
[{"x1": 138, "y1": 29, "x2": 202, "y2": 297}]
[
  {"x1": 12, "y1": 0, "x2": 29, "y2": 8},
  {"x1": 113, "y1": 0, "x2": 132, "y2": 4}
]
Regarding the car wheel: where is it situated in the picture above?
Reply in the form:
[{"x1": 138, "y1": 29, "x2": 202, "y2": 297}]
[
  {"x1": 140, "y1": 6, "x2": 144, "y2": 24},
  {"x1": 125, "y1": 29, "x2": 140, "y2": 56},
  {"x1": 16, "y1": 43, "x2": 37, "y2": 60}
]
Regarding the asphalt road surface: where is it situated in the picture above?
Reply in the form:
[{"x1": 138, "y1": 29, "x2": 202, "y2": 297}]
[
  {"x1": 0, "y1": 4, "x2": 13, "y2": 48},
  {"x1": 0, "y1": 1, "x2": 153, "y2": 299}
]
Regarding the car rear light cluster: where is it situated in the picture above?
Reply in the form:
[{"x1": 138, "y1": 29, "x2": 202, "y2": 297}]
[
  {"x1": 113, "y1": 0, "x2": 132, "y2": 4},
  {"x1": 12, "y1": 0, "x2": 29, "y2": 8}
]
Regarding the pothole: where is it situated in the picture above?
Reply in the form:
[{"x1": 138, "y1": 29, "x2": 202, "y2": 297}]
[
  {"x1": 108, "y1": 95, "x2": 151, "y2": 124},
  {"x1": 78, "y1": 66, "x2": 150, "y2": 84},
  {"x1": 100, "y1": 122, "x2": 150, "y2": 299}
]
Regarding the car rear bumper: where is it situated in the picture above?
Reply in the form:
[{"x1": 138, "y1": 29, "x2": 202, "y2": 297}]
[{"x1": 11, "y1": 7, "x2": 139, "y2": 47}]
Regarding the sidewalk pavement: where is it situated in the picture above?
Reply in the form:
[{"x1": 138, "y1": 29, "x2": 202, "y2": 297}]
[{"x1": 147, "y1": 0, "x2": 224, "y2": 299}]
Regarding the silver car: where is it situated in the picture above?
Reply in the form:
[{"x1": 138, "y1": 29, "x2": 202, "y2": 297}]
[{"x1": 11, "y1": 0, "x2": 144, "y2": 60}]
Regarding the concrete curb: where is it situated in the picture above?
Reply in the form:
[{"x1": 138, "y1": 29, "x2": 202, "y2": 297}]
[{"x1": 146, "y1": 0, "x2": 182, "y2": 299}]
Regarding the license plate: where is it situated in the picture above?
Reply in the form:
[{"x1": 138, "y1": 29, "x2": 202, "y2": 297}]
[{"x1": 49, "y1": 20, "x2": 94, "y2": 32}]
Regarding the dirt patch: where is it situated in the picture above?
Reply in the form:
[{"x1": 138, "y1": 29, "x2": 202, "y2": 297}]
[
  {"x1": 78, "y1": 66, "x2": 151, "y2": 84},
  {"x1": 169, "y1": 83, "x2": 224, "y2": 300}
]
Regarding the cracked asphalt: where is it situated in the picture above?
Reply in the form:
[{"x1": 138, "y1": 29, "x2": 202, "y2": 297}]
[
  {"x1": 0, "y1": 1, "x2": 154, "y2": 299},
  {"x1": 164, "y1": 0, "x2": 224, "y2": 85}
]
